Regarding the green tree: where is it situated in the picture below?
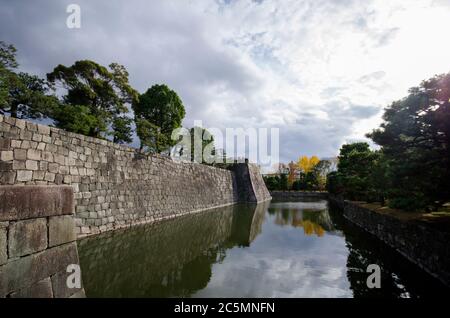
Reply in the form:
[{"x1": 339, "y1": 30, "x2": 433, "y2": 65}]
[
  {"x1": 367, "y1": 152, "x2": 388, "y2": 204},
  {"x1": 0, "y1": 41, "x2": 18, "y2": 107},
  {"x1": 47, "y1": 60, "x2": 138, "y2": 142},
  {"x1": 296, "y1": 171, "x2": 319, "y2": 191},
  {"x1": 133, "y1": 84, "x2": 185, "y2": 153},
  {"x1": 292, "y1": 179, "x2": 303, "y2": 191},
  {"x1": 5, "y1": 72, "x2": 58, "y2": 119},
  {"x1": 263, "y1": 176, "x2": 280, "y2": 191},
  {"x1": 336, "y1": 142, "x2": 379, "y2": 201},
  {"x1": 279, "y1": 174, "x2": 288, "y2": 191},
  {"x1": 1, "y1": 42, "x2": 56, "y2": 118},
  {"x1": 326, "y1": 171, "x2": 343, "y2": 195},
  {"x1": 0, "y1": 41, "x2": 18, "y2": 69},
  {"x1": 111, "y1": 116, "x2": 133, "y2": 144},
  {"x1": 312, "y1": 160, "x2": 332, "y2": 190},
  {"x1": 135, "y1": 118, "x2": 168, "y2": 153},
  {"x1": 368, "y1": 73, "x2": 450, "y2": 210},
  {"x1": 53, "y1": 104, "x2": 99, "y2": 136}
]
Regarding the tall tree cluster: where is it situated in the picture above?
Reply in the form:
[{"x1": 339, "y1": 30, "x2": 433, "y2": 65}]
[
  {"x1": 0, "y1": 41, "x2": 200, "y2": 155},
  {"x1": 132, "y1": 84, "x2": 185, "y2": 152},
  {"x1": 1, "y1": 41, "x2": 58, "y2": 119},
  {"x1": 328, "y1": 72, "x2": 450, "y2": 211},
  {"x1": 46, "y1": 60, "x2": 139, "y2": 142}
]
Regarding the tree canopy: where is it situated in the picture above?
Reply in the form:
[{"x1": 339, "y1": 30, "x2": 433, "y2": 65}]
[
  {"x1": 133, "y1": 84, "x2": 185, "y2": 152},
  {"x1": 328, "y1": 72, "x2": 450, "y2": 211},
  {"x1": 367, "y1": 73, "x2": 450, "y2": 209},
  {"x1": 0, "y1": 42, "x2": 57, "y2": 119},
  {"x1": 47, "y1": 60, "x2": 138, "y2": 142},
  {"x1": 297, "y1": 155, "x2": 320, "y2": 173}
]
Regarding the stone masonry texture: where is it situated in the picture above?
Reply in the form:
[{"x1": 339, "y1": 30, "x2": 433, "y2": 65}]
[
  {"x1": 8, "y1": 218, "x2": 48, "y2": 258},
  {"x1": 0, "y1": 185, "x2": 84, "y2": 298},
  {"x1": 0, "y1": 114, "x2": 271, "y2": 238},
  {"x1": 329, "y1": 197, "x2": 450, "y2": 288}
]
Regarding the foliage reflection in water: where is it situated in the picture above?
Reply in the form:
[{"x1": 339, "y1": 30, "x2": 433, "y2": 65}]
[{"x1": 78, "y1": 200, "x2": 449, "y2": 298}]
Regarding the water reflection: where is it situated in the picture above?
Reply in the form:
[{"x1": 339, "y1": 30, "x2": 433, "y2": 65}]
[
  {"x1": 78, "y1": 200, "x2": 449, "y2": 298},
  {"x1": 327, "y1": 201, "x2": 449, "y2": 298},
  {"x1": 268, "y1": 201, "x2": 337, "y2": 237},
  {"x1": 78, "y1": 203, "x2": 267, "y2": 297}
]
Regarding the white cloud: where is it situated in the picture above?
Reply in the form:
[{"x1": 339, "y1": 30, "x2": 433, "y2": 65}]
[{"x1": 1, "y1": 0, "x2": 449, "y2": 165}]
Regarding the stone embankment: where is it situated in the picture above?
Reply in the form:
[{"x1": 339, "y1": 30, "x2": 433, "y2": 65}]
[
  {"x1": 270, "y1": 191, "x2": 328, "y2": 200},
  {"x1": 0, "y1": 114, "x2": 271, "y2": 238},
  {"x1": 329, "y1": 196, "x2": 450, "y2": 287},
  {"x1": 0, "y1": 186, "x2": 85, "y2": 298}
]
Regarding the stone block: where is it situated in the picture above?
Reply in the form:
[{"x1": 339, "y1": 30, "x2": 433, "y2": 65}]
[
  {"x1": 0, "y1": 222, "x2": 7, "y2": 265},
  {"x1": 80, "y1": 227, "x2": 90, "y2": 234},
  {"x1": 8, "y1": 218, "x2": 48, "y2": 258},
  {"x1": 63, "y1": 175, "x2": 71, "y2": 184},
  {"x1": 0, "y1": 172, "x2": 15, "y2": 184},
  {"x1": 0, "y1": 137, "x2": 10, "y2": 150},
  {"x1": 37, "y1": 124, "x2": 50, "y2": 135},
  {"x1": 49, "y1": 216, "x2": 76, "y2": 247},
  {"x1": 32, "y1": 133, "x2": 42, "y2": 142},
  {"x1": 4, "y1": 116, "x2": 15, "y2": 125},
  {"x1": 48, "y1": 163, "x2": 59, "y2": 174},
  {"x1": 69, "y1": 289, "x2": 86, "y2": 298},
  {"x1": 0, "y1": 122, "x2": 10, "y2": 133},
  {"x1": 45, "y1": 144, "x2": 57, "y2": 153},
  {"x1": 12, "y1": 160, "x2": 25, "y2": 169},
  {"x1": 9, "y1": 277, "x2": 53, "y2": 298},
  {"x1": 16, "y1": 170, "x2": 33, "y2": 182},
  {"x1": 39, "y1": 161, "x2": 48, "y2": 171},
  {"x1": 0, "y1": 242, "x2": 79, "y2": 296},
  {"x1": 26, "y1": 122, "x2": 37, "y2": 132},
  {"x1": 70, "y1": 167, "x2": 78, "y2": 175},
  {"x1": 0, "y1": 161, "x2": 12, "y2": 171},
  {"x1": 54, "y1": 154, "x2": 65, "y2": 165},
  {"x1": 0, "y1": 185, "x2": 74, "y2": 221},
  {"x1": 44, "y1": 172, "x2": 56, "y2": 182},
  {"x1": 33, "y1": 170, "x2": 45, "y2": 180},
  {"x1": 27, "y1": 149, "x2": 41, "y2": 160},
  {"x1": 14, "y1": 148, "x2": 27, "y2": 160},
  {"x1": 11, "y1": 140, "x2": 21, "y2": 148},
  {"x1": 42, "y1": 151, "x2": 54, "y2": 162},
  {"x1": 14, "y1": 118, "x2": 26, "y2": 130},
  {"x1": 68, "y1": 151, "x2": 77, "y2": 159},
  {"x1": 20, "y1": 132, "x2": 32, "y2": 142},
  {"x1": 51, "y1": 269, "x2": 83, "y2": 298},
  {"x1": 55, "y1": 174, "x2": 64, "y2": 185},
  {"x1": 37, "y1": 142, "x2": 46, "y2": 151},
  {"x1": 0, "y1": 151, "x2": 13, "y2": 161},
  {"x1": 42, "y1": 135, "x2": 51, "y2": 143},
  {"x1": 25, "y1": 160, "x2": 38, "y2": 170}
]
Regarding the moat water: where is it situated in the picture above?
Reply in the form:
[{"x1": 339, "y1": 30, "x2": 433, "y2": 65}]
[{"x1": 78, "y1": 199, "x2": 449, "y2": 298}]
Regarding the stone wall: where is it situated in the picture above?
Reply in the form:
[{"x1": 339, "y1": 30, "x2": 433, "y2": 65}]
[
  {"x1": 270, "y1": 191, "x2": 328, "y2": 201},
  {"x1": 247, "y1": 163, "x2": 272, "y2": 202},
  {"x1": 0, "y1": 114, "x2": 271, "y2": 237},
  {"x1": 229, "y1": 163, "x2": 271, "y2": 203},
  {"x1": 0, "y1": 185, "x2": 85, "y2": 298},
  {"x1": 329, "y1": 197, "x2": 450, "y2": 287}
]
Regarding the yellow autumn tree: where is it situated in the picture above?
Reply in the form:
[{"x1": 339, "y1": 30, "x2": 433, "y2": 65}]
[{"x1": 297, "y1": 155, "x2": 320, "y2": 173}]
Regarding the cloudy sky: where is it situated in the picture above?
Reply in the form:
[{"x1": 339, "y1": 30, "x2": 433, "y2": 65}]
[{"x1": 1, "y1": 0, "x2": 450, "y2": 167}]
